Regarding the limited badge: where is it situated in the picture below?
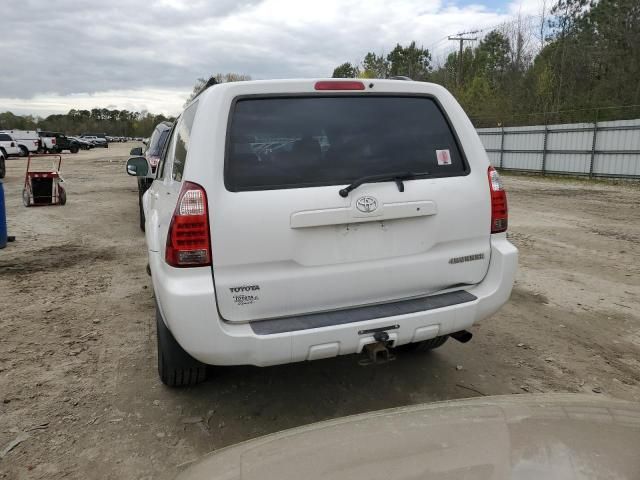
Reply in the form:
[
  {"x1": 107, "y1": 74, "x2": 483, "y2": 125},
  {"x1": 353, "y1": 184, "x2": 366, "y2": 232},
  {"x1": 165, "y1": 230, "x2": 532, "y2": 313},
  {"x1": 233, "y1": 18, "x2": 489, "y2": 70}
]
[{"x1": 436, "y1": 149, "x2": 452, "y2": 165}]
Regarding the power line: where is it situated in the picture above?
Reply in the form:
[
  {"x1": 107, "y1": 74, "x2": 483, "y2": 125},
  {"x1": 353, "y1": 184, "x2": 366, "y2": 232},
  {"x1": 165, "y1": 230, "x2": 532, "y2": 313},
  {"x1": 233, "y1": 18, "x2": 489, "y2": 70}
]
[
  {"x1": 448, "y1": 30, "x2": 479, "y2": 85},
  {"x1": 431, "y1": 11, "x2": 551, "y2": 69},
  {"x1": 427, "y1": 34, "x2": 454, "y2": 51}
]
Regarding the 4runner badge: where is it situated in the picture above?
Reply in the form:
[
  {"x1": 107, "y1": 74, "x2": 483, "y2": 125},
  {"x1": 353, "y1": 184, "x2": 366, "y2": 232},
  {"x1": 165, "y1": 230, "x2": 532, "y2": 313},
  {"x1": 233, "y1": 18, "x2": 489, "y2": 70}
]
[{"x1": 356, "y1": 196, "x2": 378, "y2": 213}]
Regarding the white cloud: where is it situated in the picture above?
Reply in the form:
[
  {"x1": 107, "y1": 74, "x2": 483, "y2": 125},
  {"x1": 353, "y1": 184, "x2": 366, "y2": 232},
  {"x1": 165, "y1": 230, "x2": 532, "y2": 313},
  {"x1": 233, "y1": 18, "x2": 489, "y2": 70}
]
[
  {"x1": 0, "y1": 89, "x2": 189, "y2": 117},
  {"x1": 0, "y1": 0, "x2": 546, "y2": 116}
]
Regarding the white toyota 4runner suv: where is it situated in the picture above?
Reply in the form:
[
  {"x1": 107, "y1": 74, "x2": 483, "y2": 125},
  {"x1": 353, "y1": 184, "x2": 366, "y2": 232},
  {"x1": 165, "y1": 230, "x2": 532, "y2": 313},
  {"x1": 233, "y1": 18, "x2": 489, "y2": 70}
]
[{"x1": 126, "y1": 79, "x2": 518, "y2": 387}]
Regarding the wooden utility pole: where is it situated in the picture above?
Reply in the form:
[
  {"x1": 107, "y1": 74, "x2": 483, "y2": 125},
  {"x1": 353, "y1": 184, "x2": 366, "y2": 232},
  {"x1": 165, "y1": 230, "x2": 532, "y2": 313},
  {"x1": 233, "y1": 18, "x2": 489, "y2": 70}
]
[{"x1": 448, "y1": 30, "x2": 479, "y2": 86}]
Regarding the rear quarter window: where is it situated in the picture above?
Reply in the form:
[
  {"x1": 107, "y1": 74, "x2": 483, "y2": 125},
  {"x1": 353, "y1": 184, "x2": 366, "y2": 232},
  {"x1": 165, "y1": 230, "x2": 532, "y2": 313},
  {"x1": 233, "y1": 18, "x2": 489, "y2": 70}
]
[
  {"x1": 225, "y1": 95, "x2": 467, "y2": 191},
  {"x1": 0, "y1": 134, "x2": 11, "y2": 141},
  {"x1": 171, "y1": 101, "x2": 198, "y2": 182}
]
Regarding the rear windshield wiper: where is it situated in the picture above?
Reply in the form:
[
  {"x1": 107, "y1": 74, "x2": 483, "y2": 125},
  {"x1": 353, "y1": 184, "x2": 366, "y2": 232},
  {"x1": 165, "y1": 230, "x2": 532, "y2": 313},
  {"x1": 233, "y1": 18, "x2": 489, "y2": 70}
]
[{"x1": 339, "y1": 171, "x2": 425, "y2": 197}]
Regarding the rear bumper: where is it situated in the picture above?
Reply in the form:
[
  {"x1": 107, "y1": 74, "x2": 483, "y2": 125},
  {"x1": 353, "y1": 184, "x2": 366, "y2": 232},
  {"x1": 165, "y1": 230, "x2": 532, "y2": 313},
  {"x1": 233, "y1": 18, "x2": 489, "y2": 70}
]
[{"x1": 150, "y1": 235, "x2": 517, "y2": 367}]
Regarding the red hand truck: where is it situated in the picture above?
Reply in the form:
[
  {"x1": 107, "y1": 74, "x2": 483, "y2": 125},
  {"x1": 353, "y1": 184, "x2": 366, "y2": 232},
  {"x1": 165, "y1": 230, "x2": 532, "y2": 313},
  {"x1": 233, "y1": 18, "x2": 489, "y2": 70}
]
[{"x1": 22, "y1": 154, "x2": 67, "y2": 207}]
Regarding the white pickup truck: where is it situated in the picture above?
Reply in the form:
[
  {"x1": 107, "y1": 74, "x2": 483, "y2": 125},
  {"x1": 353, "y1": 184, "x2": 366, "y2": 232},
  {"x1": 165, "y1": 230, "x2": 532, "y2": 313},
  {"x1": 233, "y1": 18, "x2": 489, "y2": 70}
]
[
  {"x1": 37, "y1": 131, "x2": 59, "y2": 152},
  {"x1": 0, "y1": 130, "x2": 40, "y2": 156},
  {"x1": 0, "y1": 132, "x2": 21, "y2": 158},
  {"x1": 127, "y1": 78, "x2": 518, "y2": 387}
]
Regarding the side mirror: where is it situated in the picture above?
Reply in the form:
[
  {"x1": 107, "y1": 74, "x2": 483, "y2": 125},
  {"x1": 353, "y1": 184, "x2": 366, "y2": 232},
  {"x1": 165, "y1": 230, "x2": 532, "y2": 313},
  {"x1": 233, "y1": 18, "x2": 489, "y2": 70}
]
[
  {"x1": 130, "y1": 147, "x2": 143, "y2": 156},
  {"x1": 126, "y1": 157, "x2": 149, "y2": 176}
]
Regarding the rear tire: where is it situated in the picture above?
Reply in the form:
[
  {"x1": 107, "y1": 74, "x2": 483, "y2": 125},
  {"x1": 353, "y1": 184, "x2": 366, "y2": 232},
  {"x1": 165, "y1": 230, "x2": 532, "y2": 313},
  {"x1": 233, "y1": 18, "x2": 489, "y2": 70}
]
[
  {"x1": 58, "y1": 186, "x2": 66, "y2": 205},
  {"x1": 156, "y1": 304, "x2": 207, "y2": 387},
  {"x1": 70, "y1": 146, "x2": 79, "y2": 154},
  {"x1": 397, "y1": 335, "x2": 449, "y2": 353},
  {"x1": 19, "y1": 146, "x2": 29, "y2": 157},
  {"x1": 0, "y1": 155, "x2": 5, "y2": 179}
]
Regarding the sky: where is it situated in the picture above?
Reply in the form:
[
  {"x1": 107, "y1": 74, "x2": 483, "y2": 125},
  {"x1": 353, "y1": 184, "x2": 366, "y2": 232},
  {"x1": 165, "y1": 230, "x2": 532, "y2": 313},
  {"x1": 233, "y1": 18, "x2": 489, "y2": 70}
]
[{"x1": 0, "y1": 0, "x2": 544, "y2": 117}]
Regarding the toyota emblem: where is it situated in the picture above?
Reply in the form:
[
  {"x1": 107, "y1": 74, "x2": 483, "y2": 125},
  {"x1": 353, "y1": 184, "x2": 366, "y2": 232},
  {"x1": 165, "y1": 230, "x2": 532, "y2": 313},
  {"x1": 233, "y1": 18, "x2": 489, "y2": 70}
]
[{"x1": 356, "y1": 196, "x2": 378, "y2": 213}]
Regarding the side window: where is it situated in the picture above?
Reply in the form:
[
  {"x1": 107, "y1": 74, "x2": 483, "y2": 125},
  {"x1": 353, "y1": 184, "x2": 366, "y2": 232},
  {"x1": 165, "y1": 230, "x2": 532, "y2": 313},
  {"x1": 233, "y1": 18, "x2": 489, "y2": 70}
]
[
  {"x1": 157, "y1": 124, "x2": 177, "y2": 181},
  {"x1": 172, "y1": 101, "x2": 198, "y2": 182}
]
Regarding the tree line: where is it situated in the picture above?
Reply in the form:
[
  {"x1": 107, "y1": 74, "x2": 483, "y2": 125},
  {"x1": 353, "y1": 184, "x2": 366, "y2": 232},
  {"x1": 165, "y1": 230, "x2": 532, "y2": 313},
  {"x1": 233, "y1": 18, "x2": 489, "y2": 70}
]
[
  {"x1": 332, "y1": 0, "x2": 640, "y2": 126},
  {"x1": 0, "y1": 109, "x2": 175, "y2": 138},
  {"x1": 0, "y1": 72, "x2": 251, "y2": 137}
]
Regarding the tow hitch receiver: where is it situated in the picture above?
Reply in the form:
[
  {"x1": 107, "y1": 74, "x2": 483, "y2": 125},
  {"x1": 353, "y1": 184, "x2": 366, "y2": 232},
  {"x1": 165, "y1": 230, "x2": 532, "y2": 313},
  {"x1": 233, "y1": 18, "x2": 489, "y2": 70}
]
[{"x1": 359, "y1": 331, "x2": 395, "y2": 366}]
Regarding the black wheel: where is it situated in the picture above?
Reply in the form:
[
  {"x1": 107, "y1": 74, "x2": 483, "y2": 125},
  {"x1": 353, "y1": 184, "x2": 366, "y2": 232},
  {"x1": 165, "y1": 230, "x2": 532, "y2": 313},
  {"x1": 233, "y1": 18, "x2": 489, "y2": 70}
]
[
  {"x1": 22, "y1": 188, "x2": 30, "y2": 207},
  {"x1": 19, "y1": 146, "x2": 29, "y2": 157},
  {"x1": 58, "y1": 186, "x2": 66, "y2": 205},
  {"x1": 396, "y1": 335, "x2": 449, "y2": 353},
  {"x1": 70, "y1": 146, "x2": 79, "y2": 154},
  {"x1": 0, "y1": 155, "x2": 5, "y2": 179},
  {"x1": 104, "y1": 143, "x2": 109, "y2": 148},
  {"x1": 156, "y1": 304, "x2": 207, "y2": 387}
]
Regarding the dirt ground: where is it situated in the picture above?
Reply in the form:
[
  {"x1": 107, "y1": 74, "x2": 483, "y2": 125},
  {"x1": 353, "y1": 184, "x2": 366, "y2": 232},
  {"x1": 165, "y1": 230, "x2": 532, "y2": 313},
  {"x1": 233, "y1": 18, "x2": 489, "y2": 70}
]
[{"x1": 1, "y1": 143, "x2": 639, "y2": 479}]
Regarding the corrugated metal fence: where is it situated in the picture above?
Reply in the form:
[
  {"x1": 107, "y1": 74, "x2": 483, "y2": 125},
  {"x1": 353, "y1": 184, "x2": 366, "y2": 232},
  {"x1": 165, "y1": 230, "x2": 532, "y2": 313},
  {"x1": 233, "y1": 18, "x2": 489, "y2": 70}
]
[{"x1": 477, "y1": 118, "x2": 640, "y2": 178}]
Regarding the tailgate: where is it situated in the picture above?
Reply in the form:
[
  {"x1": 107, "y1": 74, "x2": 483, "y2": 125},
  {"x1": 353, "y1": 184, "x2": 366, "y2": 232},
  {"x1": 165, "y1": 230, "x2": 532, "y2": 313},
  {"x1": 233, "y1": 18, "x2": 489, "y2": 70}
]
[{"x1": 210, "y1": 93, "x2": 490, "y2": 322}]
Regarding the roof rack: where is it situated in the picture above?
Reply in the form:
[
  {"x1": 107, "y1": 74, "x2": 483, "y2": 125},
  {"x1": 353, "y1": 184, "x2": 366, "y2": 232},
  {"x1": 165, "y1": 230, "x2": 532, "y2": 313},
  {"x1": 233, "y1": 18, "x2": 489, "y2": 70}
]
[{"x1": 192, "y1": 77, "x2": 219, "y2": 102}]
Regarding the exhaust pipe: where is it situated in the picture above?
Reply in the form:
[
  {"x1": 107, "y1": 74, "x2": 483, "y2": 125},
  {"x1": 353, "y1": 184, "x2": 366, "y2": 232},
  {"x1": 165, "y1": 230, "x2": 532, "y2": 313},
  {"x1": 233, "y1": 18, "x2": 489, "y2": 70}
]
[{"x1": 450, "y1": 330, "x2": 473, "y2": 343}]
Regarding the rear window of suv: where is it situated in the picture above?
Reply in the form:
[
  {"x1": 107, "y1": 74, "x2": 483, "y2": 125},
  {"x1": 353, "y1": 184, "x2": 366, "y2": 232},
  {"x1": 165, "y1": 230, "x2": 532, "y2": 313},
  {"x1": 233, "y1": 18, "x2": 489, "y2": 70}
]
[{"x1": 225, "y1": 95, "x2": 467, "y2": 191}]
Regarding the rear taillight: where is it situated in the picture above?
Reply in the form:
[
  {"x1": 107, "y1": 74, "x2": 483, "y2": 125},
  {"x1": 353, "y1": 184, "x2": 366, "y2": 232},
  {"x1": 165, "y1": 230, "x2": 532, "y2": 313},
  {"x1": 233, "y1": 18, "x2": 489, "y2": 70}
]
[
  {"x1": 488, "y1": 166, "x2": 508, "y2": 233},
  {"x1": 52, "y1": 138, "x2": 56, "y2": 145},
  {"x1": 165, "y1": 181, "x2": 211, "y2": 267},
  {"x1": 315, "y1": 81, "x2": 365, "y2": 91}
]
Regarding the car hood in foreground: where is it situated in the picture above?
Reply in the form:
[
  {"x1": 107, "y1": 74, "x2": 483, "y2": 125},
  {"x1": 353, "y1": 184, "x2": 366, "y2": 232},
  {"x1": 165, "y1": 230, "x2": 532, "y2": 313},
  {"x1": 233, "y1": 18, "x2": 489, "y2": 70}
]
[{"x1": 176, "y1": 393, "x2": 640, "y2": 480}]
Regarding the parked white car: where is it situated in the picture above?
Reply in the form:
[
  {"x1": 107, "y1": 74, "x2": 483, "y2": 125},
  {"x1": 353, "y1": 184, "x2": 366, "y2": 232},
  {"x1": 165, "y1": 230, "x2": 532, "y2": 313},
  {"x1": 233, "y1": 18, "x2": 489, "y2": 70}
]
[
  {"x1": 126, "y1": 78, "x2": 518, "y2": 387},
  {"x1": 0, "y1": 130, "x2": 39, "y2": 156},
  {"x1": 0, "y1": 132, "x2": 21, "y2": 158}
]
